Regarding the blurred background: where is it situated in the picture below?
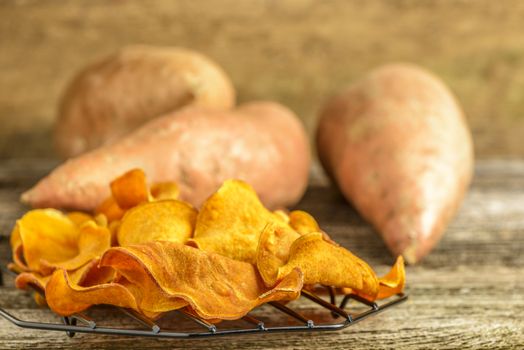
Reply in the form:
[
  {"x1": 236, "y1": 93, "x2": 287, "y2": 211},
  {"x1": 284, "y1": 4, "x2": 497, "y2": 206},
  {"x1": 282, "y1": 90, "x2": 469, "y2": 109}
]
[{"x1": 1, "y1": 0, "x2": 524, "y2": 159}]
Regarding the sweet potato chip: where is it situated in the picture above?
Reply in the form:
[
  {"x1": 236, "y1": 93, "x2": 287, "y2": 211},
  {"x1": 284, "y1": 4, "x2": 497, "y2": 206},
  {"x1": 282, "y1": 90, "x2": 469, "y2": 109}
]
[
  {"x1": 377, "y1": 256, "x2": 406, "y2": 299},
  {"x1": 258, "y1": 231, "x2": 382, "y2": 299},
  {"x1": 67, "y1": 212, "x2": 94, "y2": 226},
  {"x1": 150, "y1": 182, "x2": 180, "y2": 201},
  {"x1": 11, "y1": 209, "x2": 111, "y2": 276},
  {"x1": 117, "y1": 200, "x2": 196, "y2": 246},
  {"x1": 95, "y1": 196, "x2": 125, "y2": 222},
  {"x1": 40, "y1": 220, "x2": 111, "y2": 273},
  {"x1": 110, "y1": 169, "x2": 150, "y2": 209},
  {"x1": 289, "y1": 210, "x2": 321, "y2": 235},
  {"x1": 15, "y1": 271, "x2": 50, "y2": 291},
  {"x1": 46, "y1": 268, "x2": 138, "y2": 316},
  {"x1": 190, "y1": 180, "x2": 298, "y2": 263},
  {"x1": 100, "y1": 242, "x2": 303, "y2": 320},
  {"x1": 16, "y1": 258, "x2": 113, "y2": 292},
  {"x1": 288, "y1": 210, "x2": 337, "y2": 244},
  {"x1": 256, "y1": 224, "x2": 302, "y2": 288},
  {"x1": 273, "y1": 209, "x2": 290, "y2": 224},
  {"x1": 13, "y1": 209, "x2": 81, "y2": 272}
]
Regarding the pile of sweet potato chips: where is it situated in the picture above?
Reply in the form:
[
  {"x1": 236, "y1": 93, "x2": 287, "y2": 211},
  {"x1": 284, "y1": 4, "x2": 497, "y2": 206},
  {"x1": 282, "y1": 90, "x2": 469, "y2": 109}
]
[{"x1": 9, "y1": 169, "x2": 405, "y2": 321}]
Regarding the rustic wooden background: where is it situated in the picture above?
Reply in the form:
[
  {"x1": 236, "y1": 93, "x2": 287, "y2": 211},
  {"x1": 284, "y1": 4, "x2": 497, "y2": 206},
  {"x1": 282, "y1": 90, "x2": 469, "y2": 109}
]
[{"x1": 2, "y1": 0, "x2": 524, "y2": 158}]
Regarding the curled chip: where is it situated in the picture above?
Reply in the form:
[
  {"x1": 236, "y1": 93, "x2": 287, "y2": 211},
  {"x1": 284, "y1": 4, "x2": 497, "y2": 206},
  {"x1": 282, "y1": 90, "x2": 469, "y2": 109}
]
[
  {"x1": 110, "y1": 169, "x2": 150, "y2": 209},
  {"x1": 95, "y1": 196, "x2": 125, "y2": 222},
  {"x1": 273, "y1": 210, "x2": 290, "y2": 224},
  {"x1": 257, "y1": 230, "x2": 405, "y2": 301},
  {"x1": 289, "y1": 210, "x2": 321, "y2": 234},
  {"x1": 11, "y1": 209, "x2": 111, "y2": 276},
  {"x1": 46, "y1": 268, "x2": 139, "y2": 316},
  {"x1": 101, "y1": 242, "x2": 303, "y2": 320},
  {"x1": 12, "y1": 209, "x2": 82, "y2": 273},
  {"x1": 16, "y1": 258, "x2": 113, "y2": 292},
  {"x1": 255, "y1": 224, "x2": 302, "y2": 288},
  {"x1": 190, "y1": 180, "x2": 298, "y2": 263},
  {"x1": 289, "y1": 210, "x2": 337, "y2": 244},
  {"x1": 117, "y1": 200, "x2": 197, "y2": 246},
  {"x1": 45, "y1": 241, "x2": 303, "y2": 319},
  {"x1": 67, "y1": 212, "x2": 94, "y2": 226},
  {"x1": 150, "y1": 182, "x2": 180, "y2": 201},
  {"x1": 40, "y1": 220, "x2": 111, "y2": 274},
  {"x1": 377, "y1": 256, "x2": 406, "y2": 299},
  {"x1": 96, "y1": 170, "x2": 182, "y2": 223}
]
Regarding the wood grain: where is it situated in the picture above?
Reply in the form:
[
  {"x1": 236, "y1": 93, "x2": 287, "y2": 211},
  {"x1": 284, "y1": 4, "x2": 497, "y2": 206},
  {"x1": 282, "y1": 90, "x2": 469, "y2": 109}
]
[{"x1": 0, "y1": 159, "x2": 522, "y2": 349}]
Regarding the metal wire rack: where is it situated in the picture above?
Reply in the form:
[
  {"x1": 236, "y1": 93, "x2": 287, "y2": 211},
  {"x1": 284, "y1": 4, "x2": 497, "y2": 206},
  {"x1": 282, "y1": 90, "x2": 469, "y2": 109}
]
[{"x1": 0, "y1": 266, "x2": 407, "y2": 339}]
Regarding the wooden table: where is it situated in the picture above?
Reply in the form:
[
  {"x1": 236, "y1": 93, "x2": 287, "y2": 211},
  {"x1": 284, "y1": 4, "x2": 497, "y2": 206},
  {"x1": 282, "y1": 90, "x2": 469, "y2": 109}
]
[{"x1": 0, "y1": 158, "x2": 522, "y2": 349}]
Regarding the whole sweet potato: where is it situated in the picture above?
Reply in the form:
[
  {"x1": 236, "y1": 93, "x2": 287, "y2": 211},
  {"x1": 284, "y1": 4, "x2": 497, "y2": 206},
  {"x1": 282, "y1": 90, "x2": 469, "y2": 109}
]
[
  {"x1": 54, "y1": 45, "x2": 236, "y2": 158},
  {"x1": 23, "y1": 102, "x2": 310, "y2": 211},
  {"x1": 316, "y1": 63, "x2": 474, "y2": 264}
]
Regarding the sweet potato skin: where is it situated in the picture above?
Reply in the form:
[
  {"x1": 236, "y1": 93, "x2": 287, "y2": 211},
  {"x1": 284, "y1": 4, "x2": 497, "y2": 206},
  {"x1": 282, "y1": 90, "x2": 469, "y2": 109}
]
[
  {"x1": 316, "y1": 63, "x2": 474, "y2": 263},
  {"x1": 23, "y1": 102, "x2": 310, "y2": 211},
  {"x1": 54, "y1": 45, "x2": 235, "y2": 158}
]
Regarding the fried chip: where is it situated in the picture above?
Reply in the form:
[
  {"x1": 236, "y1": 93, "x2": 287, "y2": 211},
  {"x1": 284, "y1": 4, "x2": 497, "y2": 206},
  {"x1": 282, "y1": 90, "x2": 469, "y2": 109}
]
[
  {"x1": 40, "y1": 221, "x2": 111, "y2": 273},
  {"x1": 13, "y1": 209, "x2": 81, "y2": 272},
  {"x1": 110, "y1": 169, "x2": 150, "y2": 209},
  {"x1": 108, "y1": 220, "x2": 121, "y2": 246},
  {"x1": 273, "y1": 209, "x2": 290, "y2": 224},
  {"x1": 190, "y1": 180, "x2": 298, "y2": 263},
  {"x1": 289, "y1": 210, "x2": 321, "y2": 235},
  {"x1": 16, "y1": 258, "x2": 113, "y2": 292},
  {"x1": 117, "y1": 200, "x2": 196, "y2": 246},
  {"x1": 377, "y1": 256, "x2": 406, "y2": 299},
  {"x1": 150, "y1": 182, "x2": 180, "y2": 201},
  {"x1": 95, "y1": 196, "x2": 125, "y2": 222},
  {"x1": 101, "y1": 242, "x2": 303, "y2": 319},
  {"x1": 258, "y1": 231, "x2": 382, "y2": 299},
  {"x1": 67, "y1": 212, "x2": 94, "y2": 226},
  {"x1": 15, "y1": 271, "x2": 50, "y2": 291},
  {"x1": 288, "y1": 210, "x2": 337, "y2": 244},
  {"x1": 11, "y1": 209, "x2": 111, "y2": 276},
  {"x1": 46, "y1": 268, "x2": 138, "y2": 316},
  {"x1": 256, "y1": 223, "x2": 302, "y2": 287},
  {"x1": 45, "y1": 241, "x2": 303, "y2": 318}
]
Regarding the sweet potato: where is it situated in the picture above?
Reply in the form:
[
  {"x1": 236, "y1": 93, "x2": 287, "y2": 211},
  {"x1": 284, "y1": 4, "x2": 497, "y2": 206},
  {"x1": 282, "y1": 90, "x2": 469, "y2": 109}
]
[
  {"x1": 22, "y1": 101, "x2": 310, "y2": 211},
  {"x1": 54, "y1": 45, "x2": 236, "y2": 158},
  {"x1": 316, "y1": 63, "x2": 474, "y2": 264}
]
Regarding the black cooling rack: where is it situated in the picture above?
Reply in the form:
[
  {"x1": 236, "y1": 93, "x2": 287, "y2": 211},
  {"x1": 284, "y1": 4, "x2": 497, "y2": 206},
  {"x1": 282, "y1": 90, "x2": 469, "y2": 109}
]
[{"x1": 0, "y1": 267, "x2": 407, "y2": 339}]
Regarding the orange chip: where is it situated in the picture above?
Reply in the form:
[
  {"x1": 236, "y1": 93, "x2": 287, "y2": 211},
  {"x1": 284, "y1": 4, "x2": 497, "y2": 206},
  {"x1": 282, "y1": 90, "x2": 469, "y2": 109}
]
[
  {"x1": 100, "y1": 242, "x2": 303, "y2": 320},
  {"x1": 11, "y1": 209, "x2": 111, "y2": 276},
  {"x1": 108, "y1": 220, "x2": 121, "y2": 246},
  {"x1": 95, "y1": 196, "x2": 125, "y2": 222},
  {"x1": 190, "y1": 180, "x2": 298, "y2": 263},
  {"x1": 377, "y1": 256, "x2": 406, "y2": 299},
  {"x1": 289, "y1": 210, "x2": 321, "y2": 235},
  {"x1": 67, "y1": 212, "x2": 93, "y2": 226},
  {"x1": 14, "y1": 209, "x2": 81, "y2": 272},
  {"x1": 258, "y1": 231, "x2": 383, "y2": 299},
  {"x1": 110, "y1": 169, "x2": 150, "y2": 209},
  {"x1": 46, "y1": 268, "x2": 138, "y2": 316},
  {"x1": 16, "y1": 258, "x2": 113, "y2": 292},
  {"x1": 273, "y1": 209, "x2": 290, "y2": 224},
  {"x1": 117, "y1": 200, "x2": 196, "y2": 246},
  {"x1": 256, "y1": 223, "x2": 302, "y2": 287},
  {"x1": 39, "y1": 220, "x2": 111, "y2": 273},
  {"x1": 150, "y1": 182, "x2": 180, "y2": 201}
]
